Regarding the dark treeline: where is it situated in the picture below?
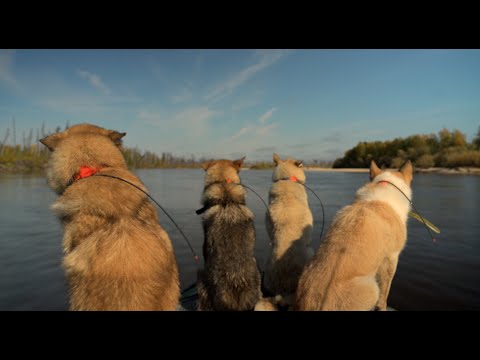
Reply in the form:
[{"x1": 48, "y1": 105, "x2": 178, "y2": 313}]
[
  {"x1": 2, "y1": 123, "x2": 328, "y2": 171},
  {"x1": 333, "y1": 127, "x2": 480, "y2": 169},
  {"x1": 122, "y1": 148, "x2": 212, "y2": 169},
  {"x1": 0, "y1": 121, "x2": 52, "y2": 171},
  {"x1": 249, "y1": 159, "x2": 333, "y2": 169},
  {"x1": 5, "y1": 123, "x2": 477, "y2": 172},
  {"x1": 0, "y1": 122, "x2": 208, "y2": 171}
]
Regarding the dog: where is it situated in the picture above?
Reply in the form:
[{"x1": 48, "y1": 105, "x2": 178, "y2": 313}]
[
  {"x1": 196, "y1": 157, "x2": 262, "y2": 311},
  {"x1": 295, "y1": 160, "x2": 413, "y2": 311},
  {"x1": 263, "y1": 153, "x2": 314, "y2": 306},
  {"x1": 40, "y1": 123, "x2": 180, "y2": 310}
]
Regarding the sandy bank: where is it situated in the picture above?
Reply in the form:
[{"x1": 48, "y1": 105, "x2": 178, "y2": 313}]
[{"x1": 302, "y1": 167, "x2": 480, "y2": 175}]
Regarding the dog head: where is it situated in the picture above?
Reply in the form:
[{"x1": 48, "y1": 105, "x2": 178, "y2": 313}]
[
  {"x1": 370, "y1": 160, "x2": 413, "y2": 187},
  {"x1": 201, "y1": 157, "x2": 245, "y2": 185},
  {"x1": 40, "y1": 123, "x2": 128, "y2": 194},
  {"x1": 271, "y1": 153, "x2": 306, "y2": 183}
]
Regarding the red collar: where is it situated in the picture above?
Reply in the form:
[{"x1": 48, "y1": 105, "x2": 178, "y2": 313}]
[
  {"x1": 74, "y1": 165, "x2": 102, "y2": 181},
  {"x1": 275, "y1": 176, "x2": 300, "y2": 183}
]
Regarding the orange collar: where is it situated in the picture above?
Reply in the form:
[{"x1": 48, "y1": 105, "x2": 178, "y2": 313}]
[
  {"x1": 275, "y1": 176, "x2": 300, "y2": 183},
  {"x1": 74, "y1": 165, "x2": 102, "y2": 181},
  {"x1": 377, "y1": 180, "x2": 389, "y2": 186}
]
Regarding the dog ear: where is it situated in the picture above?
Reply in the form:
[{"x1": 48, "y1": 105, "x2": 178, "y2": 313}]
[
  {"x1": 39, "y1": 133, "x2": 64, "y2": 152},
  {"x1": 369, "y1": 160, "x2": 382, "y2": 181},
  {"x1": 107, "y1": 131, "x2": 126, "y2": 146},
  {"x1": 233, "y1": 156, "x2": 246, "y2": 171},
  {"x1": 399, "y1": 160, "x2": 413, "y2": 184},
  {"x1": 201, "y1": 161, "x2": 213, "y2": 171},
  {"x1": 295, "y1": 160, "x2": 303, "y2": 168},
  {"x1": 273, "y1": 153, "x2": 281, "y2": 166}
]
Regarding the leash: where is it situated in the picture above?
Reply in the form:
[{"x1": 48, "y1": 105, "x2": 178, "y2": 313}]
[
  {"x1": 195, "y1": 179, "x2": 271, "y2": 247},
  {"x1": 93, "y1": 173, "x2": 200, "y2": 260},
  {"x1": 276, "y1": 176, "x2": 326, "y2": 242},
  {"x1": 377, "y1": 180, "x2": 437, "y2": 242}
]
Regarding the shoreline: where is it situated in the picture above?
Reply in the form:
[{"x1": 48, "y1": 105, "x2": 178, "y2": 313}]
[
  {"x1": 2, "y1": 165, "x2": 480, "y2": 176},
  {"x1": 302, "y1": 167, "x2": 480, "y2": 175}
]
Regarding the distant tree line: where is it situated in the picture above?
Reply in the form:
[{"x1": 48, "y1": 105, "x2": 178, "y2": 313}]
[
  {"x1": 332, "y1": 127, "x2": 480, "y2": 168},
  {"x1": 122, "y1": 148, "x2": 213, "y2": 169},
  {"x1": 0, "y1": 121, "x2": 337, "y2": 171},
  {"x1": 0, "y1": 120, "x2": 52, "y2": 171},
  {"x1": 6, "y1": 122, "x2": 476, "y2": 172},
  {"x1": 0, "y1": 122, "x2": 305, "y2": 171}
]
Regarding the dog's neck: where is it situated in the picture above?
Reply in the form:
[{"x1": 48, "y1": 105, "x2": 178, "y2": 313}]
[
  {"x1": 273, "y1": 176, "x2": 304, "y2": 184},
  {"x1": 355, "y1": 172, "x2": 412, "y2": 224},
  {"x1": 197, "y1": 179, "x2": 246, "y2": 215},
  {"x1": 63, "y1": 165, "x2": 105, "y2": 190},
  {"x1": 204, "y1": 178, "x2": 234, "y2": 186},
  {"x1": 74, "y1": 165, "x2": 103, "y2": 181}
]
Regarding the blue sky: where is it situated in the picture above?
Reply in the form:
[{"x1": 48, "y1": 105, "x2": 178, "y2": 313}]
[{"x1": 1, "y1": 49, "x2": 479, "y2": 161}]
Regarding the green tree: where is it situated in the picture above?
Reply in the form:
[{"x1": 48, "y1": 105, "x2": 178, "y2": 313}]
[
  {"x1": 452, "y1": 129, "x2": 467, "y2": 148},
  {"x1": 474, "y1": 126, "x2": 480, "y2": 149},
  {"x1": 438, "y1": 128, "x2": 453, "y2": 149},
  {"x1": 332, "y1": 127, "x2": 480, "y2": 169}
]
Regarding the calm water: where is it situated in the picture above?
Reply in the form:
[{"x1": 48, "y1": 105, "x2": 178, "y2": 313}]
[{"x1": 0, "y1": 169, "x2": 479, "y2": 311}]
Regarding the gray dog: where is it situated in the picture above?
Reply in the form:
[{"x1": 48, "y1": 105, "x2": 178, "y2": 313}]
[{"x1": 196, "y1": 158, "x2": 262, "y2": 311}]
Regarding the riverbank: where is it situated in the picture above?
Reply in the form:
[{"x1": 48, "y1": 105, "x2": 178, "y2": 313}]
[
  {"x1": 2, "y1": 164, "x2": 480, "y2": 175},
  {"x1": 0, "y1": 163, "x2": 45, "y2": 173},
  {"x1": 414, "y1": 167, "x2": 480, "y2": 175},
  {"x1": 302, "y1": 167, "x2": 480, "y2": 175}
]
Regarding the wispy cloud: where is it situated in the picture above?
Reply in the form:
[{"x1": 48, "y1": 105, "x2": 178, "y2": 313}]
[
  {"x1": 230, "y1": 107, "x2": 279, "y2": 140},
  {"x1": 173, "y1": 107, "x2": 217, "y2": 134},
  {"x1": 288, "y1": 143, "x2": 313, "y2": 150},
  {"x1": 321, "y1": 132, "x2": 342, "y2": 143},
  {"x1": 253, "y1": 146, "x2": 278, "y2": 157},
  {"x1": 283, "y1": 133, "x2": 348, "y2": 161},
  {"x1": 257, "y1": 122, "x2": 278, "y2": 135},
  {"x1": 230, "y1": 125, "x2": 253, "y2": 140},
  {"x1": 206, "y1": 50, "x2": 291, "y2": 102},
  {"x1": 170, "y1": 86, "x2": 193, "y2": 103},
  {"x1": 255, "y1": 146, "x2": 277, "y2": 152},
  {"x1": 39, "y1": 95, "x2": 111, "y2": 115},
  {"x1": 258, "y1": 107, "x2": 276, "y2": 124},
  {"x1": 77, "y1": 69, "x2": 111, "y2": 95},
  {"x1": 138, "y1": 110, "x2": 163, "y2": 124},
  {"x1": 231, "y1": 91, "x2": 264, "y2": 112},
  {"x1": 0, "y1": 49, "x2": 17, "y2": 87},
  {"x1": 140, "y1": 106, "x2": 218, "y2": 136}
]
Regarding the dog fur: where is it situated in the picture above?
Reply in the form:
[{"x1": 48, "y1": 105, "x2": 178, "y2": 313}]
[
  {"x1": 295, "y1": 160, "x2": 413, "y2": 311},
  {"x1": 40, "y1": 123, "x2": 180, "y2": 310},
  {"x1": 196, "y1": 158, "x2": 262, "y2": 311},
  {"x1": 263, "y1": 153, "x2": 314, "y2": 302}
]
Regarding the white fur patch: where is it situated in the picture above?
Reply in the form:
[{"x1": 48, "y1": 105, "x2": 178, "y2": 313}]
[
  {"x1": 355, "y1": 172, "x2": 412, "y2": 224},
  {"x1": 51, "y1": 199, "x2": 81, "y2": 215}
]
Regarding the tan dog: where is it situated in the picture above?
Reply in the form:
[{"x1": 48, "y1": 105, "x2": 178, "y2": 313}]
[
  {"x1": 40, "y1": 123, "x2": 180, "y2": 310},
  {"x1": 295, "y1": 160, "x2": 413, "y2": 311},
  {"x1": 263, "y1": 153, "x2": 314, "y2": 304}
]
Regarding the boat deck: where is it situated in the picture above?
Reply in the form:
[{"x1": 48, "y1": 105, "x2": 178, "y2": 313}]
[{"x1": 178, "y1": 283, "x2": 396, "y2": 311}]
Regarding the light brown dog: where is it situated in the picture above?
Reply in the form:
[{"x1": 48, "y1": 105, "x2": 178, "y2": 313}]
[
  {"x1": 263, "y1": 153, "x2": 314, "y2": 304},
  {"x1": 40, "y1": 123, "x2": 180, "y2": 310},
  {"x1": 295, "y1": 160, "x2": 413, "y2": 311}
]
